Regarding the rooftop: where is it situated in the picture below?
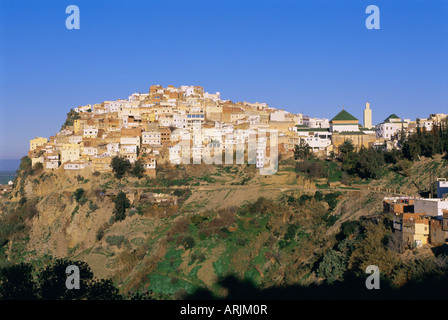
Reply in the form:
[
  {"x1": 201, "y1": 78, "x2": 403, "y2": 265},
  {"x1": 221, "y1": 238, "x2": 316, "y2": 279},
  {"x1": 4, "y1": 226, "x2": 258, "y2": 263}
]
[{"x1": 330, "y1": 109, "x2": 358, "y2": 122}]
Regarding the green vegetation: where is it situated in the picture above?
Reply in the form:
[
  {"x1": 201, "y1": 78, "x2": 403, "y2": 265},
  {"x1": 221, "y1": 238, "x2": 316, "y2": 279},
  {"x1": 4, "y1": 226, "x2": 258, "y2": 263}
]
[
  {"x1": 402, "y1": 120, "x2": 448, "y2": 161},
  {"x1": 73, "y1": 188, "x2": 87, "y2": 205},
  {"x1": 105, "y1": 235, "x2": 128, "y2": 249},
  {"x1": 294, "y1": 140, "x2": 312, "y2": 160},
  {"x1": 61, "y1": 109, "x2": 80, "y2": 129},
  {"x1": 111, "y1": 156, "x2": 132, "y2": 179},
  {"x1": 113, "y1": 191, "x2": 130, "y2": 222},
  {"x1": 111, "y1": 156, "x2": 148, "y2": 180},
  {"x1": 131, "y1": 159, "x2": 145, "y2": 179},
  {"x1": 291, "y1": 120, "x2": 448, "y2": 186}
]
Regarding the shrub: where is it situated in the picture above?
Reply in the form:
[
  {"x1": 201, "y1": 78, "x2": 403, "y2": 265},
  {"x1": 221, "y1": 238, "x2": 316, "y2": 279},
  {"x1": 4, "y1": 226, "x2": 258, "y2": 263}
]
[
  {"x1": 317, "y1": 250, "x2": 347, "y2": 284},
  {"x1": 340, "y1": 220, "x2": 361, "y2": 238},
  {"x1": 111, "y1": 157, "x2": 131, "y2": 179},
  {"x1": 235, "y1": 238, "x2": 247, "y2": 247},
  {"x1": 284, "y1": 224, "x2": 299, "y2": 241},
  {"x1": 113, "y1": 191, "x2": 130, "y2": 222},
  {"x1": 295, "y1": 161, "x2": 327, "y2": 179},
  {"x1": 131, "y1": 160, "x2": 145, "y2": 179},
  {"x1": 88, "y1": 201, "x2": 98, "y2": 213},
  {"x1": 179, "y1": 236, "x2": 195, "y2": 250},
  {"x1": 73, "y1": 188, "x2": 87, "y2": 205},
  {"x1": 324, "y1": 192, "x2": 341, "y2": 210},
  {"x1": 71, "y1": 205, "x2": 79, "y2": 217},
  {"x1": 341, "y1": 172, "x2": 351, "y2": 185},
  {"x1": 190, "y1": 252, "x2": 206, "y2": 264},
  {"x1": 32, "y1": 162, "x2": 44, "y2": 173},
  {"x1": 96, "y1": 228, "x2": 105, "y2": 241},
  {"x1": 314, "y1": 191, "x2": 323, "y2": 201},
  {"x1": 189, "y1": 214, "x2": 207, "y2": 226},
  {"x1": 105, "y1": 235, "x2": 126, "y2": 248},
  {"x1": 168, "y1": 217, "x2": 189, "y2": 236}
]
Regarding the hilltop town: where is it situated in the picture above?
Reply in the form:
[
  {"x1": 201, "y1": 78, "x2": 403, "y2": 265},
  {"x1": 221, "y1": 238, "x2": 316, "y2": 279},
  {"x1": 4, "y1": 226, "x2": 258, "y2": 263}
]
[
  {"x1": 2, "y1": 84, "x2": 448, "y2": 300},
  {"x1": 26, "y1": 84, "x2": 448, "y2": 176},
  {"x1": 22, "y1": 84, "x2": 448, "y2": 253}
]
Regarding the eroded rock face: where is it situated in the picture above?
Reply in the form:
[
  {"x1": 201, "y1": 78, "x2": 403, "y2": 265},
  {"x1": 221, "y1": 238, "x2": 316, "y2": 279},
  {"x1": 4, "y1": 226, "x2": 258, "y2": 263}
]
[
  {"x1": 28, "y1": 192, "x2": 114, "y2": 258},
  {"x1": 21, "y1": 171, "x2": 114, "y2": 258}
]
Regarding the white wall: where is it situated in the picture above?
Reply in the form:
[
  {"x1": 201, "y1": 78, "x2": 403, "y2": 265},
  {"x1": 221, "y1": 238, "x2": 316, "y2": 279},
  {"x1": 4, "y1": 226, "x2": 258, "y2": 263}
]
[{"x1": 414, "y1": 199, "x2": 448, "y2": 218}]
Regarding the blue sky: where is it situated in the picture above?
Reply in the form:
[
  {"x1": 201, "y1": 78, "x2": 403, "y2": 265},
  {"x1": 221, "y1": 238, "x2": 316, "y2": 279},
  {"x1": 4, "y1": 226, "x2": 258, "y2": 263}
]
[{"x1": 0, "y1": 0, "x2": 447, "y2": 160}]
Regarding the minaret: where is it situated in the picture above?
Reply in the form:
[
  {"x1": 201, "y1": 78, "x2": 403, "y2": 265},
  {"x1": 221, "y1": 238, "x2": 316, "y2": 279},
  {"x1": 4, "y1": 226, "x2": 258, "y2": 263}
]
[{"x1": 363, "y1": 102, "x2": 372, "y2": 129}]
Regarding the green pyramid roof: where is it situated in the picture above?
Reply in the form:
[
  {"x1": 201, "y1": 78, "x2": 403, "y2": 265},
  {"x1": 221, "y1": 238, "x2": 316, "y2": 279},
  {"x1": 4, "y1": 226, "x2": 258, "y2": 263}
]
[
  {"x1": 384, "y1": 114, "x2": 400, "y2": 122},
  {"x1": 331, "y1": 109, "x2": 358, "y2": 122}
]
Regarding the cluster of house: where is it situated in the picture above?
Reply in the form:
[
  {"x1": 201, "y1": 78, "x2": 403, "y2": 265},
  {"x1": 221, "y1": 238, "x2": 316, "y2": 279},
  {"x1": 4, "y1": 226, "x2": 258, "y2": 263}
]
[
  {"x1": 27, "y1": 84, "x2": 448, "y2": 176},
  {"x1": 384, "y1": 179, "x2": 448, "y2": 249}
]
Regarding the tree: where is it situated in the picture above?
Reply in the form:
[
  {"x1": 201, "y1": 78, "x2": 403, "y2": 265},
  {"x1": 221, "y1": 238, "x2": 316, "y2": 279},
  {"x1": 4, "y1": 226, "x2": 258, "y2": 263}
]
[
  {"x1": 294, "y1": 139, "x2": 312, "y2": 160},
  {"x1": 38, "y1": 259, "x2": 94, "y2": 300},
  {"x1": 114, "y1": 191, "x2": 130, "y2": 222},
  {"x1": 340, "y1": 151, "x2": 358, "y2": 174},
  {"x1": 339, "y1": 139, "x2": 355, "y2": 156},
  {"x1": 0, "y1": 263, "x2": 37, "y2": 299},
  {"x1": 131, "y1": 159, "x2": 145, "y2": 179},
  {"x1": 355, "y1": 147, "x2": 385, "y2": 179},
  {"x1": 402, "y1": 137, "x2": 420, "y2": 161},
  {"x1": 317, "y1": 250, "x2": 347, "y2": 284},
  {"x1": 111, "y1": 156, "x2": 131, "y2": 179},
  {"x1": 73, "y1": 188, "x2": 86, "y2": 204},
  {"x1": 0, "y1": 259, "x2": 122, "y2": 300},
  {"x1": 86, "y1": 278, "x2": 122, "y2": 300}
]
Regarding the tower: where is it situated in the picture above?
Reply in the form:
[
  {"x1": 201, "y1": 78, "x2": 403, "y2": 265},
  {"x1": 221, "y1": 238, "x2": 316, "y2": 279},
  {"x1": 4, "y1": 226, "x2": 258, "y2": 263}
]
[{"x1": 363, "y1": 102, "x2": 372, "y2": 129}]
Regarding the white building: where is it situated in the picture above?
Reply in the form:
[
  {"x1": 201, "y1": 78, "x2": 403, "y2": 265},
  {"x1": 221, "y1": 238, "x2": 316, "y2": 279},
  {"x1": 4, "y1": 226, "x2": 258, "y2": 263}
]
[
  {"x1": 203, "y1": 91, "x2": 221, "y2": 101},
  {"x1": 187, "y1": 108, "x2": 205, "y2": 128},
  {"x1": 83, "y1": 146, "x2": 98, "y2": 156},
  {"x1": 158, "y1": 115, "x2": 174, "y2": 127},
  {"x1": 107, "y1": 143, "x2": 120, "y2": 156},
  {"x1": 414, "y1": 198, "x2": 448, "y2": 219},
  {"x1": 247, "y1": 114, "x2": 261, "y2": 125},
  {"x1": 74, "y1": 105, "x2": 91, "y2": 113},
  {"x1": 375, "y1": 114, "x2": 409, "y2": 140},
  {"x1": 45, "y1": 154, "x2": 60, "y2": 169},
  {"x1": 270, "y1": 110, "x2": 287, "y2": 122},
  {"x1": 418, "y1": 118, "x2": 434, "y2": 132},
  {"x1": 119, "y1": 145, "x2": 138, "y2": 163},
  {"x1": 173, "y1": 111, "x2": 188, "y2": 129},
  {"x1": 142, "y1": 131, "x2": 161, "y2": 146},
  {"x1": 83, "y1": 127, "x2": 99, "y2": 139},
  {"x1": 120, "y1": 136, "x2": 141, "y2": 147},
  {"x1": 303, "y1": 117, "x2": 330, "y2": 129},
  {"x1": 69, "y1": 136, "x2": 83, "y2": 144},
  {"x1": 292, "y1": 126, "x2": 332, "y2": 154}
]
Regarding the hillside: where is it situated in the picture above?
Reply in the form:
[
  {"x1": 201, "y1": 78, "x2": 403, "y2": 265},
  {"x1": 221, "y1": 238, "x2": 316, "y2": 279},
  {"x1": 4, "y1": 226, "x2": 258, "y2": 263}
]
[{"x1": 6, "y1": 153, "x2": 446, "y2": 299}]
